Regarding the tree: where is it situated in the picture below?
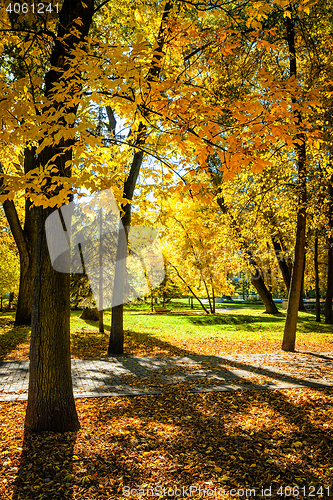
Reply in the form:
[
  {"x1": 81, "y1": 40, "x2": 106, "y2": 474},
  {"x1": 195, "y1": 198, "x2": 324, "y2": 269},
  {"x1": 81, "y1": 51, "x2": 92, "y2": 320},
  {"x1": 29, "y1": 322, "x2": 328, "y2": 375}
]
[
  {"x1": 0, "y1": 208, "x2": 19, "y2": 298},
  {"x1": 2, "y1": 0, "x2": 95, "y2": 433},
  {"x1": 108, "y1": 1, "x2": 175, "y2": 354},
  {"x1": 281, "y1": 5, "x2": 307, "y2": 352},
  {"x1": 1, "y1": 150, "x2": 37, "y2": 325},
  {"x1": 324, "y1": 178, "x2": 333, "y2": 323},
  {"x1": 314, "y1": 235, "x2": 321, "y2": 322}
]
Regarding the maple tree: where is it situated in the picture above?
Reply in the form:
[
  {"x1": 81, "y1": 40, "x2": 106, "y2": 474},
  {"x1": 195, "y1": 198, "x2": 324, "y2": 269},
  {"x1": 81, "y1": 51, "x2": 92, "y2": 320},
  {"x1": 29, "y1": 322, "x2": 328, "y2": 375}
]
[
  {"x1": 158, "y1": 194, "x2": 236, "y2": 314},
  {"x1": 0, "y1": 0, "x2": 332, "y2": 436},
  {"x1": 0, "y1": 0, "x2": 97, "y2": 432}
]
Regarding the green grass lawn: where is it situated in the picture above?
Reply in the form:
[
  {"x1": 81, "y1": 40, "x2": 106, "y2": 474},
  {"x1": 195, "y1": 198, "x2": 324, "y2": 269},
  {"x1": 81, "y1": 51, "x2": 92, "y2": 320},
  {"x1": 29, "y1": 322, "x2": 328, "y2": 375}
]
[{"x1": 1, "y1": 300, "x2": 332, "y2": 360}]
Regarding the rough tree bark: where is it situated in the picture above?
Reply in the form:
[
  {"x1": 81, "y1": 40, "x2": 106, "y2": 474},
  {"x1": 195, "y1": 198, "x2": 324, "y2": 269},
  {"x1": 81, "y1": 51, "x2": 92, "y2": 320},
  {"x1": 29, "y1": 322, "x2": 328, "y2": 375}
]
[
  {"x1": 282, "y1": 6, "x2": 307, "y2": 352},
  {"x1": 25, "y1": 0, "x2": 95, "y2": 433}
]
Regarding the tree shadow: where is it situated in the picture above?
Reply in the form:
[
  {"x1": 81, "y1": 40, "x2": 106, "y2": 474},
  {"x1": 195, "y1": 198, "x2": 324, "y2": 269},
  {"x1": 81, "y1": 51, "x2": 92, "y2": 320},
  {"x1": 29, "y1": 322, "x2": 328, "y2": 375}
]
[
  {"x1": 303, "y1": 352, "x2": 333, "y2": 361},
  {"x1": 187, "y1": 313, "x2": 285, "y2": 326},
  {"x1": 76, "y1": 341, "x2": 333, "y2": 399},
  {"x1": 83, "y1": 386, "x2": 333, "y2": 494},
  {"x1": 297, "y1": 317, "x2": 333, "y2": 334},
  {"x1": 0, "y1": 321, "x2": 30, "y2": 359},
  {"x1": 12, "y1": 430, "x2": 77, "y2": 499},
  {"x1": 122, "y1": 329, "x2": 197, "y2": 357},
  {"x1": 71, "y1": 321, "x2": 196, "y2": 358}
]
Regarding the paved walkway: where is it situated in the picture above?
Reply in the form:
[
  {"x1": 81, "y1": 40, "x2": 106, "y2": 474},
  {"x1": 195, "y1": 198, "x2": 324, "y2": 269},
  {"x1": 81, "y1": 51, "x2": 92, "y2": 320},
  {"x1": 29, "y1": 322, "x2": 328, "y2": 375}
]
[{"x1": 0, "y1": 352, "x2": 333, "y2": 401}]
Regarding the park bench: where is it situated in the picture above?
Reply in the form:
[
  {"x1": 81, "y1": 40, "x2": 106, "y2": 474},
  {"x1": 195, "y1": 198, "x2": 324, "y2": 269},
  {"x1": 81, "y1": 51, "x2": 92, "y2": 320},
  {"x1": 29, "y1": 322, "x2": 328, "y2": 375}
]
[{"x1": 154, "y1": 306, "x2": 169, "y2": 313}]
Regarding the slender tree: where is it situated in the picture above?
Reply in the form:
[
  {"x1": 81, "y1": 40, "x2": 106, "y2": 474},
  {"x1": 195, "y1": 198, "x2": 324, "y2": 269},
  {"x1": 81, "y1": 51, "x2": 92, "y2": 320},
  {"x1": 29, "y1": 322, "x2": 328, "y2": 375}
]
[
  {"x1": 314, "y1": 235, "x2": 321, "y2": 322},
  {"x1": 325, "y1": 179, "x2": 333, "y2": 324},
  {"x1": 282, "y1": 5, "x2": 307, "y2": 352},
  {"x1": 108, "y1": 1, "x2": 175, "y2": 354},
  {"x1": 1, "y1": 149, "x2": 37, "y2": 325}
]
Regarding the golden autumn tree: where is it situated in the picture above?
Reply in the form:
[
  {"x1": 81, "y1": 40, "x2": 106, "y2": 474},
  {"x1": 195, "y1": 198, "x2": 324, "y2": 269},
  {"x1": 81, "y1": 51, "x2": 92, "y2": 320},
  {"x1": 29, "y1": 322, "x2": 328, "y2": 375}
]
[
  {"x1": 0, "y1": 0, "x2": 96, "y2": 432},
  {"x1": 0, "y1": 0, "x2": 329, "y2": 434}
]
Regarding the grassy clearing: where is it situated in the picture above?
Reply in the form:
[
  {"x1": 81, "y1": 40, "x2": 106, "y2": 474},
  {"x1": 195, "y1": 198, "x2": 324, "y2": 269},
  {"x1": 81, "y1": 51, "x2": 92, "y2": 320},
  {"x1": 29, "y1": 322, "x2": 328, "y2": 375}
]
[{"x1": 1, "y1": 301, "x2": 333, "y2": 360}]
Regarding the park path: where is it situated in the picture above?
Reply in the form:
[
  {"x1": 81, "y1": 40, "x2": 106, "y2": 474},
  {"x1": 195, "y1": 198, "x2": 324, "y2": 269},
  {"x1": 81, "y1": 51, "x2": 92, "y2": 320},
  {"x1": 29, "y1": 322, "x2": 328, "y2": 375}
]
[{"x1": 0, "y1": 352, "x2": 332, "y2": 401}]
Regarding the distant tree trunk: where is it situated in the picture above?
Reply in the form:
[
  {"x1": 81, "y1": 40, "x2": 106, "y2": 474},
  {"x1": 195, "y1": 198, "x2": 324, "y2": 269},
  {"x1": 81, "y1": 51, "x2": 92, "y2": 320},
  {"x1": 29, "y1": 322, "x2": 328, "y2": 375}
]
[
  {"x1": 25, "y1": 0, "x2": 94, "y2": 433},
  {"x1": 108, "y1": 226, "x2": 128, "y2": 354},
  {"x1": 271, "y1": 234, "x2": 292, "y2": 291},
  {"x1": 108, "y1": 151, "x2": 142, "y2": 355},
  {"x1": 211, "y1": 283, "x2": 215, "y2": 313},
  {"x1": 99, "y1": 311, "x2": 104, "y2": 333},
  {"x1": 271, "y1": 215, "x2": 305, "y2": 314},
  {"x1": 203, "y1": 277, "x2": 214, "y2": 313},
  {"x1": 325, "y1": 180, "x2": 333, "y2": 324},
  {"x1": 215, "y1": 199, "x2": 278, "y2": 314},
  {"x1": 244, "y1": 254, "x2": 278, "y2": 314},
  {"x1": 250, "y1": 269, "x2": 279, "y2": 314},
  {"x1": 282, "y1": 8, "x2": 307, "y2": 352},
  {"x1": 314, "y1": 236, "x2": 321, "y2": 323},
  {"x1": 298, "y1": 256, "x2": 306, "y2": 312},
  {"x1": 325, "y1": 242, "x2": 333, "y2": 324},
  {"x1": 170, "y1": 264, "x2": 210, "y2": 314},
  {"x1": 8, "y1": 292, "x2": 14, "y2": 309},
  {"x1": 98, "y1": 209, "x2": 104, "y2": 333},
  {"x1": 1, "y1": 148, "x2": 37, "y2": 325},
  {"x1": 3, "y1": 196, "x2": 35, "y2": 324}
]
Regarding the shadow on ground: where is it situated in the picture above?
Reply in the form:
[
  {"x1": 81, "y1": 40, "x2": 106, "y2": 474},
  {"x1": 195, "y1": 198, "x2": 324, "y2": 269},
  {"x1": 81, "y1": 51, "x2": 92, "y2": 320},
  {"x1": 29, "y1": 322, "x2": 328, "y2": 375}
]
[
  {"x1": 187, "y1": 313, "x2": 285, "y2": 326},
  {"x1": 0, "y1": 315, "x2": 30, "y2": 359},
  {"x1": 12, "y1": 430, "x2": 77, "y2": 500},
  {"x1": 76, "y1": 386, "x2": 333, "y2": 496}
]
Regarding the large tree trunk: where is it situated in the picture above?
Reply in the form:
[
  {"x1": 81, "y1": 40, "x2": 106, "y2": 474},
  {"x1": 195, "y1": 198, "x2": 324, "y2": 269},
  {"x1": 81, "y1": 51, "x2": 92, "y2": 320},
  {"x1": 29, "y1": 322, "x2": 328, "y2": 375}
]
[
  {"x1": 25, "y1": 0, "x2": 94, "y2": 433},
  {"x1": 25, "y1": 206, "x2": 79, "y2": 432},
  {"x1": 282, "y1": 8, "x2": 307, "y2": 352},
  {"x1": 315, "y1": 236, "x2": 321, "y2": 323}
]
